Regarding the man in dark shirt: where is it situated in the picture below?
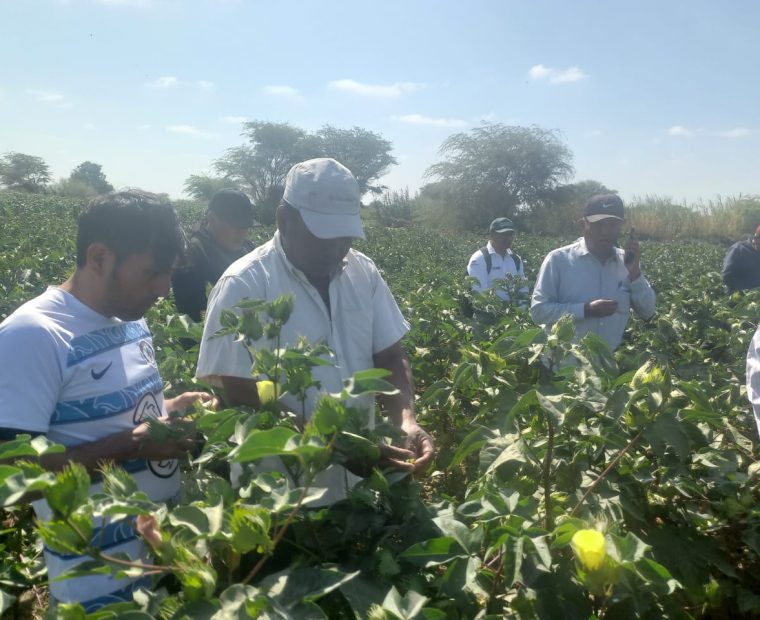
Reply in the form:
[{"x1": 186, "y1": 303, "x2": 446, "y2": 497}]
[
  {"x1": 172, "y1": 189, "x2": 255, "y2": 321},
  {"x1": 722, "y1": 225, "x2": 760, "y2": 294}
]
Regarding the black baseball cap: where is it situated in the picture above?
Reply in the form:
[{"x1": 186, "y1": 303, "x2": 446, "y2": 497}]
[
  {"x1": 584, "y1": 194, "x2": 624, "y2": 222},
  {"x1": 208, "y1": 189, "x2": 254, "y2": 228},
  {"x1": 489, "y1": 217, "x2": 516, "y2": 233}
]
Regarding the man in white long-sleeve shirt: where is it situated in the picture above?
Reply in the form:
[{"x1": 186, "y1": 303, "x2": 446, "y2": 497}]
[{"x1": 530, "y1": 194, "x2": 656, "y2": 352}]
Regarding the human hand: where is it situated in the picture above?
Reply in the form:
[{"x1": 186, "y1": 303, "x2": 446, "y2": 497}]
[
  {"x1": 400, "y1": 421, "x2": 436, "y2": 475},
  {"x1": 131, "y1": 417, "x2": 200, "y2": 461},
  {"x1": 624, "y1": 234, "x2": 641, "y2": 280},
  {"x1": 165, "y1": 391, "x2": 217, "y2": 414},
  {"x1": 584, "y1": 299, "x2": 618, "y2": 318}
]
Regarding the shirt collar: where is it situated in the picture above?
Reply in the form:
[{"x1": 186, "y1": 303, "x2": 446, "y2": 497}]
[{"x1": 486, "y1": 240, "x2": 510, "y2": 256}]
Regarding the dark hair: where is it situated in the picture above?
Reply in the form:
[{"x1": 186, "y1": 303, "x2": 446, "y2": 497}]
[{"x1": 76, "y1": 188, "x2": 185, "y2": 270}]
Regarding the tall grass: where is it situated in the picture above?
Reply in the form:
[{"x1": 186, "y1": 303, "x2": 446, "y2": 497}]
[{"x1": 627, "y1": 194, "x2": 760, "y2": 243}]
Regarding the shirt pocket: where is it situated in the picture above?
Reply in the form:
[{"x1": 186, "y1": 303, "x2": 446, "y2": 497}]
[{"x1": 614, "y1": 284, "x2": 631, "y2": 316}]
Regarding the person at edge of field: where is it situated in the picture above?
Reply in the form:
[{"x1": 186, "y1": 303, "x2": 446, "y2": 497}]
[
  {"x1": 0, "y1": 189, "x2": 214, "y2": 612},
  {"x1": 745, "y1": 324, "x2": 760, "y2": 438},
  {"x1": 466, "y1": 217, "x2": 529, "y2": 310},
  {"x1": 530, "y1": 193, "x2": 656, "y2": 353},
  {"x1": 196, "y1": 157, "x2": 435, "y2": 506},
  {"x1": 171, "y1": 189, "x2": 256, "y2": 322},
  {"x1": 722, "y1": 225, "x2": 760, "y2": 295}
]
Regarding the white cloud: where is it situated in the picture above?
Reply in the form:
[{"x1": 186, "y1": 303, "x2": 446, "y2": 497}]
[
  {"x1": 26, "y1": 89, "x2": 71, "y2": 108},
  {"x1": 195, "y1": 80, "x2": 214, "y2": 90},
  {"x1": 328, "y1": 79, "x2": 423, "y2": 97},
  {"x1": 219, "y1": 115, "x2": 248, "y2": 124},
  {"x1": 261, "y1": 85, "x2": 304, "y2": 102},
  {"x1": 529, "y1": 64, "x2": 587, "y2": 84},
  {"x1": 166, "y1": 125, "x2": 215, "y2": 139},
  {"x1": 138, "y1": 124, "x2": 151, "y2": 130},
  {"x1": 528, "y1": 65, "x2": 552, "y2": 80},
  {"x1": 667, "y1": 125, "x2": 695, "y2": 137},
  {"x1": 393, "y1": 113, "x2": 467, "y2": 128},
  {"x1": 27, "y1": 89, "x2": 65, "y2": 103},
  {"x1": 148, "y1": 76, "x2": 178, "y2": 88},
  {"x1": 714, "y1": 127, "x2": 750, "y2": 138}
]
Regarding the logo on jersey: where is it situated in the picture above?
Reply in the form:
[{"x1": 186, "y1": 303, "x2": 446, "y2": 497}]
[
  {"x1": 138, "y1": 340, "x2": 156, "y2": 367},
  {"x1": 133, "y1": 392, "x2": 178, "y2": 479},
  {"x1": 91, "y1": 362, "x2": 113, "y2": 380}
]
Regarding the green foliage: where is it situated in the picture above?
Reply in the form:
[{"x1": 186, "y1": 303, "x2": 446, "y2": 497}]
[
  {"x1": 68, "y1": 162, "x2": 113, "y2": 195},
  {"x1": 209, "y1": 120, "x2": 397, "y2": 224},
  {"x1": 424, "y1": 123, "x2": 574, "y2": 230},
  {"x1": 183, "y1": 174, "x2": 238, "y2": 202},
  {"x1": 0, "y1": 152, "x2": 51, "y2": 193},
  {"x1": 2, "y1": 192, "x2": 760, "y2": 618}
]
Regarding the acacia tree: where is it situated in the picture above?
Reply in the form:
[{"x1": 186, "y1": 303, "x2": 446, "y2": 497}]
[
  {"x1": 0, "y1": 152, "x2": 51, "y2": 193},
  {"x1": 314, "y1": 126, "x2": 396, "y2": 195},
  {"x1": 210, "y1": 121, "x2": 397, "y2": 224},
  {"x1": 424, "y1": 123, "x2": 574, "y2": 230}
]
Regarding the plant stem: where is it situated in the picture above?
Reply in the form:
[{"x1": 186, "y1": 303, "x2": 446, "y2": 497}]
[
  {"x1": 571, "y1": 430, "x2": 644, "y2": 518},
  {"x1": 543, "y1": 415, "x2": 555, "y2": 531}
]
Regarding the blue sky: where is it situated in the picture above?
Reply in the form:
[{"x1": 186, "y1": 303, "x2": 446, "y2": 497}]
[{"x1": 1, "y1": 0, "x2": 758, "y2": 203}]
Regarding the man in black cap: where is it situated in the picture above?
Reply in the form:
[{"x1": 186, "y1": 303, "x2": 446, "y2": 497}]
[
  {"x1": 466, "y1": 217, "x2": 528, "y2": 306},
  {"x1": 172, "y1": 189, "x2": 255, "y2": 322},
  {"x1": 531, "y1": 194, "x2": 656, "y2": 352}
]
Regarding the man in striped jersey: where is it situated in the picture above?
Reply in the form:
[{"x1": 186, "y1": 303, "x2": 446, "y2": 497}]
[{"x1": 0, "y1": 189, "x2": 211, "y2": 611}]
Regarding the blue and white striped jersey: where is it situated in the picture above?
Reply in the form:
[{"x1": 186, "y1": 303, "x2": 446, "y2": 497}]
[{"x1": 0, "y1": 287, "x2": 179, "y2": 611}]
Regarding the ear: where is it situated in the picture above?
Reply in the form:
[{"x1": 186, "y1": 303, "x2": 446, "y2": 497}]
[{"x1": 86, "y1": 242, "x2": 116, "y2": 277}]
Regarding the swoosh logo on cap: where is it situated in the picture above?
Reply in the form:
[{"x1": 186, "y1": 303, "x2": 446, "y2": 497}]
[
  {"x1": 91, "y1": 362, "x2": 113, "y2": 380},
  {"x1": 601, "y1": 203, "x2": 615, "y2": 209}
]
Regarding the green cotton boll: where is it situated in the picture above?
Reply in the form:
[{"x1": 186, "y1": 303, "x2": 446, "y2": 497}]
[
  {"x1": 630, "y1": 360, "x2": 666, "y2": 390},
  {"x1": 552, "y1": 315, "x2": 575, "y2": 343},
  {"x1": 267, "y1": 295, "x2": 295, "y2": 323}
]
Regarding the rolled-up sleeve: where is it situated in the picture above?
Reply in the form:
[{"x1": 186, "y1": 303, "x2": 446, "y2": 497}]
[
  {"x1": 630, "y1": 276, "x2": 656, "y2": 320},
  {"x1": 530, "y1": 253, "x2": 585, "y2": 325},
  {"x1": 196, "y1": 275, "x2": 256, "y2": 386}
]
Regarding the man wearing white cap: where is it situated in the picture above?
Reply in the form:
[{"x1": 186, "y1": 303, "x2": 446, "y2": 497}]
[
  {"x1": 530, "y1": 194, "x2": 656, "y2": 352},
  {"x1": 196, "y1": 158, "x2": 434, "y2": 504}
]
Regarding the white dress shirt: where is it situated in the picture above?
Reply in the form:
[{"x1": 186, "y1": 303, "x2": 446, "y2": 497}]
[
  {"x1": 530, "y1": 238, "x2": 656, "y2": 351},
  {"x1": 745, "y1": 326, "x2": 760, "y2": 437}
]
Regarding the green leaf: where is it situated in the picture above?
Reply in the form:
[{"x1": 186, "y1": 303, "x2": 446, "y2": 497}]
[
  {"x1": 344, "y1": 368, "x2": 398, "y2": 397},
  {"x1": 230, "y1": 505, "x2": 272, "y2": 554},
  {"x1": 382, "y1": 587, "x2": 428, "y2": 620},
  {"x1": 44, "y1": 463, "x2": 91, "y2": 519},
  {"x1": 432, "y1": 516, "x2": 482, "y2": 555},
  {"x1": 0, "y1": 590, "x2": 16, "y2": 615},
  {"x1": 312, "y1": 396, "x2": 347, "y2": 435},
  {"x1": 259, "y1": 566, "x2": 359, "y2": 608},
  {"x1": 400, "y1": 536, "x2": 466, "y2": 567},
  {"x1": 232, "y1": 427, "x2": 299, "y2": 462}
]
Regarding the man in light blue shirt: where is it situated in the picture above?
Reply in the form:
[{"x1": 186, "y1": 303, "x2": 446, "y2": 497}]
[{"x1": 530, "y1": 194, "x2": 656, "y2": 352}]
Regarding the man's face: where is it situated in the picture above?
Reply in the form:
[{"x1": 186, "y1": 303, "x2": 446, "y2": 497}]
[
  {"x1": 582, "y1": 217, "x2": 623, "y2": 256},
  {"x1": 490, "y1": 231, "x2": 514, "y2": 253},
  {"x1": 752, "y1": 233, "x2": 760, "y2": 252},
  {"x1": 278, "y1": 208, "x2": 352, "y2": 279},
  {"x1": 208, "y1": 214, "x2": 251, "y2": 252},
  {"x1": 104, "y1": 250, "x2": 172, "y2": 320}
]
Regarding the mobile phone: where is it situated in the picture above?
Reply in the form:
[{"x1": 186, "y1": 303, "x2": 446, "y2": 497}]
[{"x1": 624, "y1": 227, "x2": 637, "y2": 265}]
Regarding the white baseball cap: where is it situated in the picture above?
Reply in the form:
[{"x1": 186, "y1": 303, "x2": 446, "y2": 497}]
[{"x1": 282, "y1": 158, "x2": 365, "y2": 240}]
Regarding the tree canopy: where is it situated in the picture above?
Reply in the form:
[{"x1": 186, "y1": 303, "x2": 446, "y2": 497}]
[
  {"x1": 209, "y1": 121, "x2": 397, "y2": 224},
  {"x1": 0, "y1": 152, "x2": 51, "y2": 193},
  {"x1": 184, "y1": 174, "x2": 239, "y2": 202},
  {"x1": 69, "y1": 161, "x2": 113, "y2": 195},
  {"x1": 424, "y1": 123, "x2": 574, "y2": 230}
]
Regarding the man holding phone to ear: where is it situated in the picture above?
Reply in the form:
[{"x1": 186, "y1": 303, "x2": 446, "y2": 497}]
[{"x1": 530, "y1": 194, "x2": 656, "y2": 352}]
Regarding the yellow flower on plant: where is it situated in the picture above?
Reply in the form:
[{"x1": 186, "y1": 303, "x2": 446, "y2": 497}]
[
  {"x1": 571, "y1": 529, "x2": 606, "y2": 571},
  {"x1": 256, "y1": 380, "x2": 279, "y2": 404}
]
